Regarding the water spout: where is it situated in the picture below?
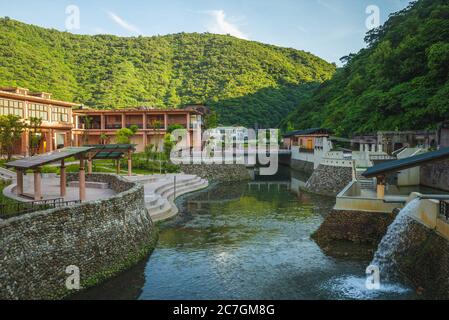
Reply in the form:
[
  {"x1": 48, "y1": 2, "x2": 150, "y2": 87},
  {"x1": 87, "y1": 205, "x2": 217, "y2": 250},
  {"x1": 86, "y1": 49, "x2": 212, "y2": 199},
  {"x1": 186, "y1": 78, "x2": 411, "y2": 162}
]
[{"x1": 370, "y1": 198, "x2": 421, "y2": 280}]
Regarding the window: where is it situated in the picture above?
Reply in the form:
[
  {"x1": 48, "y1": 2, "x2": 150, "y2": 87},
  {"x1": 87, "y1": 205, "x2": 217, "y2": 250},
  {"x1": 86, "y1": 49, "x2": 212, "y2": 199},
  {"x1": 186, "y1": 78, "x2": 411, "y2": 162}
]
[
  {"x1": 0, "y1": 98, "x2": 24, "y2": 117},
  {"x1": 52, "y1": 107, "x2": 69, "y2": 123},
  {"x1": 28, "y1": 103, "x2": 48, "y2": 121}
]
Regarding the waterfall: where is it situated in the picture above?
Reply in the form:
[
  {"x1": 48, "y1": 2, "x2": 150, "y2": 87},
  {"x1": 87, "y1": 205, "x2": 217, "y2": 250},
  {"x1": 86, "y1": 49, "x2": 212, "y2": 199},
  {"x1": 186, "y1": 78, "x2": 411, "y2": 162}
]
[{"x1": 370, "y1": 198, "x2": 421, "y2": 280}]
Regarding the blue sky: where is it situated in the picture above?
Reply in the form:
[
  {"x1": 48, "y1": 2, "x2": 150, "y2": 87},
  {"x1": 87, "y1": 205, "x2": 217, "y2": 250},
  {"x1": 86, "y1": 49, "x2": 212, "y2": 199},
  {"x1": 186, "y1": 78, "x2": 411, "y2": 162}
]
[{"x1": 0, "y1": 0, "x2": 413, "y2": 65}]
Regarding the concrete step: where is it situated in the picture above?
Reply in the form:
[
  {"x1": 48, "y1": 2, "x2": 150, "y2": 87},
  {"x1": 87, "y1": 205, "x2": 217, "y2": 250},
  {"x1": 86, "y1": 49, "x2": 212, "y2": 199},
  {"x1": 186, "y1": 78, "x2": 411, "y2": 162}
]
[
  {"x1": 0, "y1": 167, "x2": 15, "y2": 181},
  {"x1": 156, "y1": 177, "x2": 202, "y2": 197}
]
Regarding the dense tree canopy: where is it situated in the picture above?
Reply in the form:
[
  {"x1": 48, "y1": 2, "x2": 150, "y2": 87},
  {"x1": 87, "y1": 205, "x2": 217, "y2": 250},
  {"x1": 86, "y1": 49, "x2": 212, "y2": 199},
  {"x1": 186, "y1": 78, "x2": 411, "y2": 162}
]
[
  {"x1": 0, "y1": 19, "x2": 335, "y2": 128},
  {"x1": 285, "y1": 0, "x2": 449, "y2": 136}
]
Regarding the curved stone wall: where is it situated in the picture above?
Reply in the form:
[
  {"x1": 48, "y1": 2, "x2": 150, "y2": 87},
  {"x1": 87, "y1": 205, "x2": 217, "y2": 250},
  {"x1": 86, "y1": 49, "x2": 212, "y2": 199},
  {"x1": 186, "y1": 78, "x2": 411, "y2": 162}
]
[{"x1": 0, "y1": 173, "x2": 158, "y2": 300}]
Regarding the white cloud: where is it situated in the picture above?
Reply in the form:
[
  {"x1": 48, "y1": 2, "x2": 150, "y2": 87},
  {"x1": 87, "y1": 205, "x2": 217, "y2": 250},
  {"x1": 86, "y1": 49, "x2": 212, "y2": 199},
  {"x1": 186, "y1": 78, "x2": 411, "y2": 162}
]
[
  {"x1": 207, "y1": 10, "x2": 249, "y2": 40},
  {"x1": 107, "y1": 11, "x2": 141, "y2": 34},
  {"x1": 316, "y1": 0, "x2": 340, "y2": 13}
]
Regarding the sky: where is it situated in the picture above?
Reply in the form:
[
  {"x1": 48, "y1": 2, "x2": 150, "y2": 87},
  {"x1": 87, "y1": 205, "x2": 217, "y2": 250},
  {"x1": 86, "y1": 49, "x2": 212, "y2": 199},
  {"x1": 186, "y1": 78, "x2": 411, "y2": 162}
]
[{"x1": 0, "y1": 0, "x2": 414, "y2": 65}]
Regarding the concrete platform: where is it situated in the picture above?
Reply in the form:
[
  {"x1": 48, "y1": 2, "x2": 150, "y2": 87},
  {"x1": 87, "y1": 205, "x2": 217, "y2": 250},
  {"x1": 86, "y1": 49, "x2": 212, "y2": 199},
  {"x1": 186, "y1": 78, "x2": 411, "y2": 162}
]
[{"x1": 3, "y1": 175, "x2": 115, "y2": 203}]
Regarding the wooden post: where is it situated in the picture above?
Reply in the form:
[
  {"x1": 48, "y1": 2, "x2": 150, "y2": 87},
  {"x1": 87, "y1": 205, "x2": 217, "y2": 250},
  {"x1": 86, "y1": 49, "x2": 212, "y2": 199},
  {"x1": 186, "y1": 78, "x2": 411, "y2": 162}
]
[
  {"x1": 116, "y1": 159, "x2": 121, "y2": 175},
  {"x1": 34, "y1": 169, "x2": 42, "y2": 201},
  {"x1": 16, "y1": 170, "x2": 24, "y2": 196},
  {"x1": 121, "y1": 113, "x2": 126, "y2": 129},
  {"x1": 128, "y1": 151, "x2": 132, "y2": 176},
  {"x1": 377, "y1": 175, "x2": 386, "y2": 200},
  {"x1": 79, "y1": 156, "x2": 86, "y2": 202},
  {"x1": 88, "y1": 157, "x2": 93, "y2": 175},
  {"x1": 60, "y1": 159, "x2": 66, "y2": 197}
]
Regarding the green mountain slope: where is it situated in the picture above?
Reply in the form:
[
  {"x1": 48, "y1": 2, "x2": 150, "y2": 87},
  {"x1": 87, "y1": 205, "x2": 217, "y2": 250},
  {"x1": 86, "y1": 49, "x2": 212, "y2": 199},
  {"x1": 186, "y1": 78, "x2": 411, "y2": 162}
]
[
  {"x1": 285, "y1": 0, "x2": 449, "y2": 136},
  {"x1": 0, "y1": 18, "x2": 336, "y2": 128}
]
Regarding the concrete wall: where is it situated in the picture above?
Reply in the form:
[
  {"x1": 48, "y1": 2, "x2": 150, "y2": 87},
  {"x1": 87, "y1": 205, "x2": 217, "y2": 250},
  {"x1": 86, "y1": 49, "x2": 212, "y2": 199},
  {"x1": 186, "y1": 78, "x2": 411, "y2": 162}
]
[
  {"x1": 290, "y1": 158, "x2": 314, "y2": 174},
  {"x1": 179, "y1": 164, "x2": 251, "y2": 183},
  {"x1": 420, "y1": 159, "x2": 449, "y2": 192},
  {"x1": 0, "y1": 174, "x2": 158, "y2": 300},
  {"x1": 334, "y1": 181, "x2": 404, "y2": 213},
  {"x1": 305, "y1": 164, "x2": 353, "y2": 196}
]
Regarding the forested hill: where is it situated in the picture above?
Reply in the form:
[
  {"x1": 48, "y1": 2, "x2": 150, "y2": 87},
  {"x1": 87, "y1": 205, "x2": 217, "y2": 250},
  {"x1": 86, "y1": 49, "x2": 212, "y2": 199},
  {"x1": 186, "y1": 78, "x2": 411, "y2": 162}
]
[
  {"x1": 0, "y1": 18, "x2": 335, "y2": 128},
  {"x1": 285, "y1": 0, "x2": 449, "y2": 136}
]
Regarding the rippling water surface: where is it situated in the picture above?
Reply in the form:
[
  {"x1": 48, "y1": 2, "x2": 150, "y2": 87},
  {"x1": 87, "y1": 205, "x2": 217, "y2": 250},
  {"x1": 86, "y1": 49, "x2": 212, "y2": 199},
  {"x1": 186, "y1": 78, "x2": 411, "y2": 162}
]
[{"x1": 73, "y1": 168, "x2": 419, "y2": 300}]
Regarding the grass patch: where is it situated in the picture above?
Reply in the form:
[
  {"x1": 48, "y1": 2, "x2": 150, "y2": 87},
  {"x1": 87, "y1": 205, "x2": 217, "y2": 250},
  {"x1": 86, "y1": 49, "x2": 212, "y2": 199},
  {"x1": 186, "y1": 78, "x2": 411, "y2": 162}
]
[{"x1": 0, "y1": 180, "x2": 20, "y2": 219}]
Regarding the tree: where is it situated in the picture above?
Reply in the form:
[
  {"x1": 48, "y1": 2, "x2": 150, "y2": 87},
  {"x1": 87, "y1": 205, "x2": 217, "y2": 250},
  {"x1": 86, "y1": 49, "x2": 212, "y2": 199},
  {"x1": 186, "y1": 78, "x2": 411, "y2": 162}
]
[
  {"x1": 28, "y1": 117, "x2": 43, "y2": 156},
  {"x1": 99, "y1": 133, "x2": 108, "y2": 145},
  {"x1": 82, "y1": 116, "x2": 93, "y2": 145},
  {"x1": 0, "y1": 115, "x2": 26, "y2": 160},
  {"x1": 144, "y1": 144, "x2": 156, "y2": 164},
  {"x1": 115, "y1": 128, "x2": 136, "y2": 144},
  {"x1": 163, "y1": 133, "x2": 175, "y2": 159},
  {"x1": 167, "y1": 123, "x2": 185, "y2": 134},
  {"x1": 204, "y1": 111, "x2": 218, "y2": 129}
]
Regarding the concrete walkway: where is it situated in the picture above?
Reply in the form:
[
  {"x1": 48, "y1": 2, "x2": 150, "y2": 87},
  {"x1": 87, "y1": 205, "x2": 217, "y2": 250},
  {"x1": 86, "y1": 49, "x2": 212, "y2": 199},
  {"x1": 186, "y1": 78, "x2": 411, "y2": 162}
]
[{"x1": 3, "y1": 174, "x2": 115, "y2": 203}]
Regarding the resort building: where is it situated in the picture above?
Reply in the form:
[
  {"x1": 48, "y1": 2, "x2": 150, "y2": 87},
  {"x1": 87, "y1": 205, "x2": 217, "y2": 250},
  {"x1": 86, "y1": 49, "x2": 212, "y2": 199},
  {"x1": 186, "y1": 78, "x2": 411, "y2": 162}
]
[
  {"x1": 284, "y1": 128, "x2": 333, "y2": 172},
  {"x1": 0, "y1": 87, "x2": 78, "y2": 156},
  {"x1": 72, "y1": 107, "x2": 204, "y2": 152},
  {"x1": 351, "y1": 130, "x2": 437, "y2": 155}
]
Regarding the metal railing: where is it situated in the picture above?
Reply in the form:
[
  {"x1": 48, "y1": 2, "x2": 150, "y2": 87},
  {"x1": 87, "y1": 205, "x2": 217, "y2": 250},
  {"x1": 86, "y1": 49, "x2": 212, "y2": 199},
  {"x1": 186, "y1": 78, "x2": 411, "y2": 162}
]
[
  {"x1": 440, "y1": 201, "x2": 449, "y2": 221},
  {"x1": 0, "y1": 198, "x2": 81, "y2": 219}
]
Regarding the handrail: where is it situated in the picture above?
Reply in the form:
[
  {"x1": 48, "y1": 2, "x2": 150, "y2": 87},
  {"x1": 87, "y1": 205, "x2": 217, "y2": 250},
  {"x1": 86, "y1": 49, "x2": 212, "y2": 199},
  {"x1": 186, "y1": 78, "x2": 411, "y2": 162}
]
[{"x1": 0, "y1": 198, "x2": 81, "y2": 219}]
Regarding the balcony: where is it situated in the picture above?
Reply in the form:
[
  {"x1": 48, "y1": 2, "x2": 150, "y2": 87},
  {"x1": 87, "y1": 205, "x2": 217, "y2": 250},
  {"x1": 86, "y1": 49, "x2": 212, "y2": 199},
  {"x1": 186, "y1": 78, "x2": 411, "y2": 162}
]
[
  {"x1": 105, "y1": 124, "x2": 122, "y2": 130},
  {"x1": 146, "y1": 123, "x2": 165, "y2": 130},
  {"x1": 126, "y1": 124, "x2": 144, "y2": 130}
]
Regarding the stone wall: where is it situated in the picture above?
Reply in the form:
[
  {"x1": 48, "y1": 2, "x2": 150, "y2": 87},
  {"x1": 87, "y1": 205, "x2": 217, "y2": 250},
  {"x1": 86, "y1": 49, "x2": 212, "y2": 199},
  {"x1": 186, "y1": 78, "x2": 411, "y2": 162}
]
[
  {"x1": 394, "y1": 218, "x2": 449, "y2": 299},
  {"x1": 305, "y1": 164, "x2": 353, "y2": 196},
  {"x1": 0, "y1": 173, "x2": 158, "y2": 300},
  {"x1": 179, "y1": 164, "x2": 251, "y2": 182},
  {"x1": 420, "y1": 159, "x2": 449, "y2": 192},
  {"x1": 290, "y1": 159, "x2": 314, "y2": 174},
  {"x1": 312, "y1": 209, "x2": 396, "y2": 258}
]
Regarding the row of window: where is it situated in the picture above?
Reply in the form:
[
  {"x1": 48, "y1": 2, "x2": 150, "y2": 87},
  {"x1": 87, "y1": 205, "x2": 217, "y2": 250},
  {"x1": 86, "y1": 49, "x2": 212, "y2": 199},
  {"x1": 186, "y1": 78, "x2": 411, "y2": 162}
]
[
  {"x1": 0, "y1": 98, "x2": 24, "y2": 116},
  {"x1": 0, "y1": 99, "x2": 70, "y2": 123}
]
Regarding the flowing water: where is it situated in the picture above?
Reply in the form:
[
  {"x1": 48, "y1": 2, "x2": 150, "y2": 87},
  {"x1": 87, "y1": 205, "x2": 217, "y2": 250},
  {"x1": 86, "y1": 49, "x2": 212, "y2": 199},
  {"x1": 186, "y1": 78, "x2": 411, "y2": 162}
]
[
  {"x1": 72, "y1": 168, "x2": 420, "y2": 300},
  {"x1": 370, "y1": 199, "x2": 421, "y2": 279}
]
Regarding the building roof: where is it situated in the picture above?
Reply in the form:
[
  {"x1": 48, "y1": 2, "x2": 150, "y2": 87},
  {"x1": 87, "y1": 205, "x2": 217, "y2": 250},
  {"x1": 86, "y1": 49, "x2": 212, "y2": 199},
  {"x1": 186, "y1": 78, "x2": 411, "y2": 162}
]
[
  {"x1": 84, "y1": 144, "x2": 137, "y2": 160},
  {"x1": 283, "y1": 128, "x2": 332, "y2": 138},
  {"x1": 0, "y1": 88, "x2": 79, "y2": 107},
  {"x1": 363, "y1": 147, "x2": 449, "y2": 178},
  {"x1": 73, "y1": 108, "x2": 203, "y2": 115},
  {"x1": 5, "y1": 147, "x2": 94, "y2": 170}
]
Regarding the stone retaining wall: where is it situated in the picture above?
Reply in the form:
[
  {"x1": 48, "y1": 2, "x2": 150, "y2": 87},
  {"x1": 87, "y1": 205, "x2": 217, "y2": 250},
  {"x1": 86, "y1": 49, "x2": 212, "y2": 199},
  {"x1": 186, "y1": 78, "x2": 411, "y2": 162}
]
[
  {"x1": 0, "y1": 173, "x2": 158, "y2": 300},
  {"x1": 312, "y1": 209, "x2": 396, "y2": 258},
  {"x1": 179, "y1": 164, "x2": 251, "y2": 182},
  {"x1": 394, "y1": 218, "x2": 449, "y2": 299},
  {"x1": 305, "y1": 164, "x2": 353, "y2": 196}
]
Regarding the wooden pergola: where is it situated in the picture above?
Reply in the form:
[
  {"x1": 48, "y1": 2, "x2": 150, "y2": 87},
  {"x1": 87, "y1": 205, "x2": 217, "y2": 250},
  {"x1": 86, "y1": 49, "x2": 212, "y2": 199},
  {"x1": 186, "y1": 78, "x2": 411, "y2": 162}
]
[
  {"x1": 83, "y1": 144, "x2": 137, "y2": 176},
  {"x1": 5, "y1": 147, "x2": 94, "y2": 202}
]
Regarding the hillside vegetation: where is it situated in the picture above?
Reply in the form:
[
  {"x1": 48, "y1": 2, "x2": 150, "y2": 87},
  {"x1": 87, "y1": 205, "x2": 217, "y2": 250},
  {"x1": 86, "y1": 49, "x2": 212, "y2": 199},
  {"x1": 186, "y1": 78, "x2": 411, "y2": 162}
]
[
  {"x1": 0, "y1": 18, "x2": 335, "y2": 127},
  {"x1": 285, "y1": 0, "x2": 449, "y2": 136}
]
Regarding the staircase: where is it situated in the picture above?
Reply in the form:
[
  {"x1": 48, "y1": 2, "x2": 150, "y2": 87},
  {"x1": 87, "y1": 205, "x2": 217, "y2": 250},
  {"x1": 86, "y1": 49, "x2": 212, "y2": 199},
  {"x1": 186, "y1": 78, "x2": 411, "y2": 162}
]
[
  {"x1": 128, "y1": 174, "x2": 208, "y2": 222},
  {"x1": 356, "y1": 169, "x2": 376, "y2": 190}
]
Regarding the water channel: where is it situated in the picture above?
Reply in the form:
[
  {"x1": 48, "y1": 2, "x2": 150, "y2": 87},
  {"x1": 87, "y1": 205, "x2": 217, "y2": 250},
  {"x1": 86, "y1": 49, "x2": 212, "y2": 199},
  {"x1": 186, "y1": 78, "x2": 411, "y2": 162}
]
[{"x1": 73, "y1": 166, "x2": 419, "y2": 300}]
